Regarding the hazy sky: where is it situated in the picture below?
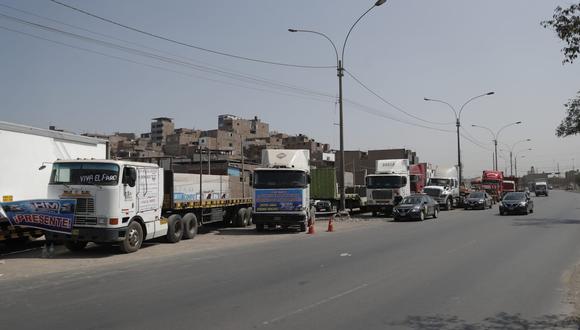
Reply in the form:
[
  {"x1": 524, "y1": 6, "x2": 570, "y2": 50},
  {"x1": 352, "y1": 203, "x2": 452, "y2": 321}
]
[{"x1": 1, "y1": 0, "x2": 580, "y2": 178}]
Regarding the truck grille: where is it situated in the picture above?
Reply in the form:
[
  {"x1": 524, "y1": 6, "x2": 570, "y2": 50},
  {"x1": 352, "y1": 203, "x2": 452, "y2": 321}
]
[
  {"x1": 74, "y1": 216, "x2": 97, "y2": 225},
  {"x1": 75, "y1": 198, "x2": 95, "y2": 214},
  {"x1": 372, "y1": 190, "x2": 392, "y2": 200},
  {"x1": 424, "y1": 189, "x2": 441, "y2": 197}
]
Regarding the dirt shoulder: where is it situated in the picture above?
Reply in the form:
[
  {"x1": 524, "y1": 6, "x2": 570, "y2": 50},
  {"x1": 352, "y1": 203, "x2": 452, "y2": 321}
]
[{"x1": 0, "y1": 216, "x2": 384, "y2": 282}]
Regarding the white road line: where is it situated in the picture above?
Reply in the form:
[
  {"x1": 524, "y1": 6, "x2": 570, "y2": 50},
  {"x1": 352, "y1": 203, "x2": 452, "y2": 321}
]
[{"x1": 262, "y1": 283, "x2": 369, "y2": 326}]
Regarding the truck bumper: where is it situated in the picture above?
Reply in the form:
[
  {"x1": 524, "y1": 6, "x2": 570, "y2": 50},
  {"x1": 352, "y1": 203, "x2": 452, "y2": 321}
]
[
  {"x1": 45, "y1": 227, "x2": 126, "y2": 243},
  {"x1": 252, "y1": 212, "x2": 307, "y2": 226}
]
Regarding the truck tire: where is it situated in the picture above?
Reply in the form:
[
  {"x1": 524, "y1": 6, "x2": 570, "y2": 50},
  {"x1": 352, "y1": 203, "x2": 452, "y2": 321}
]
[
  {"x1": 372, "y1": 211, "x2": 378, "y2": 217},
  {"x1": 235, "y1": 208, "x2": 248, "y2": 227},
  {"x1": 119, "y1": 221, "x2": 143, "y2": 253},
  {"x1": 256, "y1": 224, "x2": 265, "y2": 232},
  {"x1": 166, "y1": 214, "x2": 183, "y2": 243},
  {"x1": 182, "y1": 213, "x2": 198, "y2": 240},
  {"x1": 65, "y1": 240, "x2": 88, "y2": 251}
]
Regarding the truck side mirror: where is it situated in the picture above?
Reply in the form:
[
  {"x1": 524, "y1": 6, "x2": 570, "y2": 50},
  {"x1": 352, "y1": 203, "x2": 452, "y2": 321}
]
[{"x1": 122, "y1": 167, "x2": 137, "y2": 187}]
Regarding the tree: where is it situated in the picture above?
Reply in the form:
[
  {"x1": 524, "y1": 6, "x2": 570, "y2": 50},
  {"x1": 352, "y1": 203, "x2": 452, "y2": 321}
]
[{"x1": 541, "y1": 3, "x2": 580, "y2": 137}]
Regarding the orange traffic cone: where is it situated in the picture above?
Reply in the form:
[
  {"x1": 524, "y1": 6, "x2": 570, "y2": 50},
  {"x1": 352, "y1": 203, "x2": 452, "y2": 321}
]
[
  {"x1": 307, "y1": 222, "x2": 315, "y2": 234},
  {"x1": 327, "y1": 216, "x2": 334, "y2": 232}
]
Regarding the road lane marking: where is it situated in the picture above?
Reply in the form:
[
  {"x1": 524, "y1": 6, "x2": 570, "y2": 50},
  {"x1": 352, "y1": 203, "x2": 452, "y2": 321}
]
[{"x1": 262, "y1": 283, "x2": 369, "y2": 326}]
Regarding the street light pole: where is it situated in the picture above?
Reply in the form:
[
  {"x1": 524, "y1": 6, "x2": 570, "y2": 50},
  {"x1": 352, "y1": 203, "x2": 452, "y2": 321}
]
[
  {"x1": 500, "y1": 138, "x2": 531, "y2": 176},
  {"x1": 472, "y1": 121, "x2": 522, "y2": 172},
  {"x1": 289, "y1": 0, "x2": 387, "y2": 213},
  {"x1": 423, "y1": 92, "x2": 494, "y2": 186}
]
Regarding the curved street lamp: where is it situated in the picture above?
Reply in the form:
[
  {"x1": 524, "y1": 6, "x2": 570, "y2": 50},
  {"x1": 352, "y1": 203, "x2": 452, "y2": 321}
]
[
  {"x1": 471, "y1": 121, "x2": 522, "y2": 171},
  {"x1": 289, "y1": 0, "x2": 387, "y2": 213},
  {"x1": 500, "y1": 138, "x2": 531, "y2": 176},
  {"x1": 423, "y1": 91, "x2": 495, "y2": 186}
]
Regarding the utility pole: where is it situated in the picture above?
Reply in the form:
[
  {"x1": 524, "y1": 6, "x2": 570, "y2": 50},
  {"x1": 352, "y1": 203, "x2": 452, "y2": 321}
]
[{"x1": 241, "y1": 140, "x2": 245, "y2": 199}]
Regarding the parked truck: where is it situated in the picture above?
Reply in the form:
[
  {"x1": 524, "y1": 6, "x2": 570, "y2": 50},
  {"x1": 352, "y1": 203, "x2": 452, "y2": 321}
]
[
  {"x1": 366, "y1": 159, "x2": 410, "y2": 216},
  {"x1": 252, "y1": 149, "x2": 314, "y2": 232},
  {"x1": 42, "y1": 159, "x2": 252, "y2": 253},
  {"x1": 410, "y1": 163, "x2": 432, "y2": 194},
  {"x1": 0, "y1": 121, "x2": 107, "y2": 243},
  {"x1": 423, "y1": 166, "x2": 459, "y2": 210},
  {"x1": 534, "y1": 181, "x2": 549, "y2": 197},
  {"x1": 310, "y1": 167, "x2": 366, "y2": 213}
]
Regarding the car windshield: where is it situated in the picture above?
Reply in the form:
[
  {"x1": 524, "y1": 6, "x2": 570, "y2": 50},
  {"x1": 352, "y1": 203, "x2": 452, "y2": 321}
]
[
  {"x1": 253, "y1": 170, "x2": 308, "y2": 189},
  {"x1": 469, "y1": 192, "x2": 485, "y2": 199},
  {"x1": 366, "y1": 175, "x2": 404, "y2": 189},
  {"x1": 503, "y1": 193, "x2": 526, "y2": 201},
  {"x1": 49, "y1": 162, "x2": 120, "y2": 186}
]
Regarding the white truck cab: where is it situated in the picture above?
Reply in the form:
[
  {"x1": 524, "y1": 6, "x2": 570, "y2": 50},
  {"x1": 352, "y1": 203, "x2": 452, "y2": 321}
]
[
  {"x1": 45, "y1": 159, "x2": 166, "y2": 253},
  {"x1": 366, "y1": 159, "x2": 410, "y2": 216},
  {"x1": 423, "y1": 166, "x2": 459, "y2": 210},
  {"x1": 252, "y1": 149, "x2": 314, "y2": 232}
]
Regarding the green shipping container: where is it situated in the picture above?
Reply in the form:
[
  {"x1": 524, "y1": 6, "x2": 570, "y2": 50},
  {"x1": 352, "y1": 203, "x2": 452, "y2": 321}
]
[{"x1": 310, "y1": 168, "x2": 338, "y2": 200}]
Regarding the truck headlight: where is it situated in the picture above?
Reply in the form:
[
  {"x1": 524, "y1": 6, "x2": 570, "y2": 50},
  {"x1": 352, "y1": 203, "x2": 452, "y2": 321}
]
[{"x1": 97, "y1": 217, "x2": 108, "y2": 225}]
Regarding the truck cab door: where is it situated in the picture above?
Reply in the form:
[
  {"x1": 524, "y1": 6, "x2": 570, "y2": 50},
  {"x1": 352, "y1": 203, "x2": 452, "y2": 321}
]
[{"x1": 121, "y1": 166, "x2": 138, "y2": 218}]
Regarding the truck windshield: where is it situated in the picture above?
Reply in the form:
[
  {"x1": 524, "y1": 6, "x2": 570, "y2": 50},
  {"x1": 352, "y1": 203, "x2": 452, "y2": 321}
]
[
  {"x1": 366, "y1": 176, "x2": 404, "y2": 189},
  {"x1": 428, "y1": 178, "x2": 450, "y2": 187},
  {"x1": 254, "y1": 170, "x2": 308, "y2": 189},
  {"x1": 50, "y1": 163, "x2": 120, "y2": 186}
]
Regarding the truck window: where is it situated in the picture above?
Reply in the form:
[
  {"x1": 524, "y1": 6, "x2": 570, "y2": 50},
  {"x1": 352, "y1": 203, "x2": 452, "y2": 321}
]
[
  {"x1": 253, "y1": 170, "x2": 308, "y2": 189},
  {"x1": 50, "y1": 163, "x2": 120, "y2": 186},
  {"x1": 427, "y1": 178, "x2": 451, "y2": 187}
]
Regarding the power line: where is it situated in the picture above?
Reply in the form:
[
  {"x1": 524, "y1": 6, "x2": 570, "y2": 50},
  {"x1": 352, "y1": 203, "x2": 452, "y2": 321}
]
[
  {"x1": 49, "y1": 0, "x2": 335, "y2": 69},
  {"x1": 0, "y1": 12, "x2": 336, "y2": 100},
  {"x1": 344, "y1": 69, "x2": 455, "y2": 125}
]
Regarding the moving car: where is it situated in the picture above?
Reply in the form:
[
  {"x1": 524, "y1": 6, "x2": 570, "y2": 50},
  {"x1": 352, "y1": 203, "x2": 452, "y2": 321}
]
[
  {"x1": 393, "y1": 194, "x2": 439, "y2": 221},
  {"x1": 499, "y1": 192, "x2": 534, "y2": 215},
  {"x1": 463, "y1": 191, "x2": 493, "y2": 210}
]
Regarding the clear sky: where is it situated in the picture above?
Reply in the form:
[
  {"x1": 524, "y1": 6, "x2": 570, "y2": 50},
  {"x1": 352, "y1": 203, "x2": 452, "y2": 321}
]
[{"x1": 1, "y1": 0, "x2": 579, "y2": 178}]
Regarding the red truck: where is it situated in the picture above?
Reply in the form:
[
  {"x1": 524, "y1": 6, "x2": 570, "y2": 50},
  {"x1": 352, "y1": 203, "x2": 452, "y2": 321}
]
[
  {"x1": 410, "y1": 163, "x2": 430, "y2": 194},
  {"x1": 482, "y1": 170, "x2": 504, "y2": 202}
]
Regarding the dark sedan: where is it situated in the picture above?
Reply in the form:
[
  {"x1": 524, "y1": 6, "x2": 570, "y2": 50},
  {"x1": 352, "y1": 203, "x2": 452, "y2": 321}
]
[
  {"x1": 464, "y1": 191, "x2": 493, "y2": 210},
  {"x1": 499, "y1": 192, "x2": 534, "y2": 215},
  {"x1": 393, "y1": 194, "x2": 439, "y2": 221}
]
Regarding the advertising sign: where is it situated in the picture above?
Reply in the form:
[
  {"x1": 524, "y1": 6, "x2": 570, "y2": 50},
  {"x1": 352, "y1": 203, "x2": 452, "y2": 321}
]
[
  {"x1": 0, "y1": 199, "x2": 76, "y2": 234},
  {"x1": 255, "y1": 189, "x2": 303, "y2": 212}
]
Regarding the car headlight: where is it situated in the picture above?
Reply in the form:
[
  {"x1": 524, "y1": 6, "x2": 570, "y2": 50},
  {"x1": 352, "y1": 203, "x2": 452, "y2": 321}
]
[
  {"x1": 520, "y1": 202, "x2": 527, "y2": 206},
  {"x1": 499, "y1": 202, "x2": 504, "y2": 207},
  {"x1": 478, "y1": 200, "x2": 484, "y2": 204},
  {"x1": 413, "y1": 206, "x2": 421, "y2": 211}
]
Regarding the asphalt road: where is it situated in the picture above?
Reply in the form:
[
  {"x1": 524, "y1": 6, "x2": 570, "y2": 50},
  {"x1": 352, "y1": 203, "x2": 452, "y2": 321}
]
[{"x1": 2, "y1": 190, "x2": 580, "y2": 329}]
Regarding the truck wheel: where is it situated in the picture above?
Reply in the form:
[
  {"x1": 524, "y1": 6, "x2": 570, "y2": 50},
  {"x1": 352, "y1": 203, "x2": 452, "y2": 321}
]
[
  {"x1": 166, "y1": 214, "x2": 183, "y2": 243},
  {"x1": 119, "y1": 221, "x2": 143, "y2": 253},
  {"x1": 372, "y1": 211, "x2": 378, "y2": 217},
  {"x1": 182, "y1": 213, "x2": 198, "y2": 240},
  {"x1": 256, "y1": 224, "x2": 265, "y2": 232},
  {"x1": 65, "y1": 240, "x2": 88, "y2": 251},
  {"x1": 235, "y1": 208, "x2": 247, "y2": 227}
]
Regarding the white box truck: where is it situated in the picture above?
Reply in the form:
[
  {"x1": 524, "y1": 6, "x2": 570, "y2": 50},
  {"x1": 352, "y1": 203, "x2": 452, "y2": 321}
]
[
  {"x1": 0, "y1": 121, "x2": 107, "y2": 242},
  {"x1": 365, "y1": 159, "x2": 410, "y2": 216},
  {"x1": 423, "y1": 166, "x2": 460, "y2": 210},
  {"x1": 43, "y1": 159, "x2": 252, "y2": 253},
  {"x1": 251, "y1": 149, "x2": 315, "y2": 232}
]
